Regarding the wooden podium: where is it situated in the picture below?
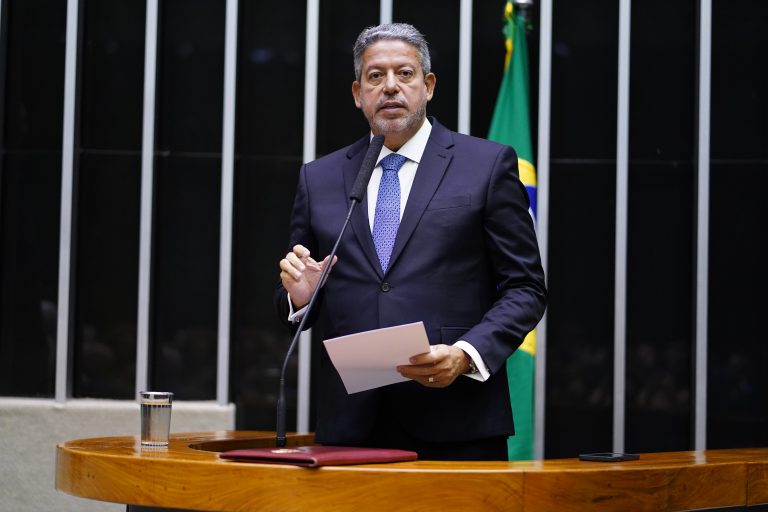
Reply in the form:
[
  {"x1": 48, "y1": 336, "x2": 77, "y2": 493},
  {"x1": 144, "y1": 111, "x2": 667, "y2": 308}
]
[{"x1": 56, "y1": 431, "x2": 768, "y2": 511}]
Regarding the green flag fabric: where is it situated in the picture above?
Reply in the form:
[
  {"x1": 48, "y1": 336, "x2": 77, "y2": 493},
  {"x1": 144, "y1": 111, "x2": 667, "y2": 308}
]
[{"x1": 488, "y1": 0, "x2": 537, "y2": 461}]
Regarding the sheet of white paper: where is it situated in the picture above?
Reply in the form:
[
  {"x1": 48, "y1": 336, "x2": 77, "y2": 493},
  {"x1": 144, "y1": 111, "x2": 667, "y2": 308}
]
[{"x1": 322, "y1": 322, "x2": 431, "y2": 394}]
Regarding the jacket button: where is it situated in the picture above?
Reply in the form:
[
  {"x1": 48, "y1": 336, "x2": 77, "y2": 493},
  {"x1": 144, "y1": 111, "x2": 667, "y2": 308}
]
[{"x1": 381, "y1": 282, "x2": 391, "y2": 292}]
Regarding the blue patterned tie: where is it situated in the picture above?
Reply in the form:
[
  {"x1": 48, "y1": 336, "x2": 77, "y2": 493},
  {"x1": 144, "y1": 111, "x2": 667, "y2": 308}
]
[{"x1": 372, "y1": 153, "x2": 408, "y2": 272}]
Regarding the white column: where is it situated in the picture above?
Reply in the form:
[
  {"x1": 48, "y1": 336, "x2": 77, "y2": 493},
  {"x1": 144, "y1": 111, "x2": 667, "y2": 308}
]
[
  {"x1": 457, "y1": 0, "x2": 472, "y2": 134},
  {"x1": 613, "y1": 0, "x2": 632, "y2": 454},
  {"x1": 380, "y1": 0, "x2": 392, "y2": 24},
  {"x1": 55, "y1": 0, "x2": 80, "y2": 403},
  {"x1": 217, "y1": 0, "x2": 239, "y2": 406},
  {"x1": 533, "y1": 0, "x2": 553, "y2": 461},
  {"x1": 695, "y1": 0, "x2": 712, "y2": 452},
  {"x1": 136, "y1": 0, "x2": 160, "y2": 395},
  {"x1": 297, "y1": 0, "x2": 321, "y2": 434}
]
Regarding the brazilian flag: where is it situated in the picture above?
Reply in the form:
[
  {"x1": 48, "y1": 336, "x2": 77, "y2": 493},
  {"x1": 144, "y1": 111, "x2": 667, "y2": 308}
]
[{"x1": 488, "y1": 0, "x2": 537, "y2": 461}]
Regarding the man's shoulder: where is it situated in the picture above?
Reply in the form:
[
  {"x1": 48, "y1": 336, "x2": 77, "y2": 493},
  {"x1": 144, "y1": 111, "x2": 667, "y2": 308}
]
[
  {"x1": 429, "y1": 119, "x2": 516, "y2": 157},
  {"x1": 456, "y1": 132, "x2": 512, "y2": 152}
]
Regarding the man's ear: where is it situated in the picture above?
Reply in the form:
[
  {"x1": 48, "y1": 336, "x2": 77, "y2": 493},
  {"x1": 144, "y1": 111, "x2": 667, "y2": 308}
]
[
  {"x1": 424, "y1": 73, "x2": 436, "y2": 101},
  {"x1": 352, "y1": 81, "x2": 362, "y2": 109}
]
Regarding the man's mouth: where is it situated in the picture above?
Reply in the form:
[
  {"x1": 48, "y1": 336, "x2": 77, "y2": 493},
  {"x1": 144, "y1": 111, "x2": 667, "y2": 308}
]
[{"x1": 378, "y1": 101, "x2": 406, "y2": 111}]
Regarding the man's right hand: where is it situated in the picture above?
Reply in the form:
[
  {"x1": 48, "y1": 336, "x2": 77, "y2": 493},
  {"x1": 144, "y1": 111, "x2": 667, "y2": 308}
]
[{"x1": 279, "y1": 244, "x2": 337, "y2": 309}]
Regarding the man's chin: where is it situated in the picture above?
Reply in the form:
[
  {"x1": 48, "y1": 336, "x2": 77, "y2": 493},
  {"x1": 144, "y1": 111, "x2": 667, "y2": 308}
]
[{"x1": 371, "y1": 117, "x2": 411, "y2": 136}]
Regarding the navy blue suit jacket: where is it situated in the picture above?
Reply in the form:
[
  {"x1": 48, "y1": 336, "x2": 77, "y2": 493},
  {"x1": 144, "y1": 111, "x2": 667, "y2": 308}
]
[{"x1": 276, "y1": 119, "x2": 546, "y2": 445}]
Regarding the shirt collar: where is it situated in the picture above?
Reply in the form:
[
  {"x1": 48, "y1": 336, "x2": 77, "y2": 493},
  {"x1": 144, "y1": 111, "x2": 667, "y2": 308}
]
[{"x1": 372, "y1": 118, "x2": 433, "y2": 166}]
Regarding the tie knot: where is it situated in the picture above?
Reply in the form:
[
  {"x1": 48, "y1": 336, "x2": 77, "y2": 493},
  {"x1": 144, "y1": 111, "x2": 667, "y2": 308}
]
[{"x1": 380, "y1": 153, "x2": 408, "y2": 173}]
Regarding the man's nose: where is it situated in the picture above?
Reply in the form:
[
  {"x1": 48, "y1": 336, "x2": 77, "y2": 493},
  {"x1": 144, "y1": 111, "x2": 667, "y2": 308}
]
[{"x1": 382, "y1": 71, "x2": 399, "y2": 93}]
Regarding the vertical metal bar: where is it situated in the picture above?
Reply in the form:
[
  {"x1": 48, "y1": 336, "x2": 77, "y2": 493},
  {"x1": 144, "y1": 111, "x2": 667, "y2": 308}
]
[
  {"x1": 695, "y1": 0, "x2": 712, "y2": 452},
  {"x1": 55, "y1": 0, "x2": 80, "y2": 404},
  {"x1": 217, "y1": 0, "x2": 238, "y2": 406},
  {"x1": 297, "y1": 0, "x2": 320, "y2": 435},
  {"x1": 0, "y1": 0, "x2": 3, "y2": 129},
  {"x1": 380, "y1": 0, "x2": 392, "y2": 25},
  {"x1": 533, "y1": 0, "x2": 553, "y2": 461},
  {"x1": 457, "y1": 0, "x2": 472, "y2": 135},
  {"x1": 136, "y1": 0, "x2": 159, "y2": 396},
  {"x1": 613, "y1": 0, "x2": 631, "y2": 454},
  {"x1": 0, "y1": 0, "x2": 4, "y2": 162},
  {"x1": 0, "y1": 0, "x2": 3, "y2": 194}
]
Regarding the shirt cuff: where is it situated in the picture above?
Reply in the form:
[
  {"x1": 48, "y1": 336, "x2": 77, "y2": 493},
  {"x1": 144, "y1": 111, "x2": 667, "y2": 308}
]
[
  {"x1": 286, "y1": 294, "x2": 307, "y2": 323},
  {"x1": 453, "y1": 340, "x2": 491, "y2": 382}
]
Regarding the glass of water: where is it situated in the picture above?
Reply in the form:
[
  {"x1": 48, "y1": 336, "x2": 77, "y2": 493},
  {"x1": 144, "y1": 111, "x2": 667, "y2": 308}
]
[{"x1": 139, "y1": 391, "x2": 173, "y2": 447}]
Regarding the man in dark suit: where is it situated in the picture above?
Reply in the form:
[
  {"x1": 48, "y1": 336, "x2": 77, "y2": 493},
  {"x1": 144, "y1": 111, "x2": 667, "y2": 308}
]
[{"x1": 276, "y1": 23, "x2": 546, "y2": 460}]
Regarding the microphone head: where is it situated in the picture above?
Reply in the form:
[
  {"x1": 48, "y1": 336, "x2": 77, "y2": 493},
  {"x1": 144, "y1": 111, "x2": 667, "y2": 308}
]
[{"x1": 349, "y1": 135, "x2": 386, "y2": 202}]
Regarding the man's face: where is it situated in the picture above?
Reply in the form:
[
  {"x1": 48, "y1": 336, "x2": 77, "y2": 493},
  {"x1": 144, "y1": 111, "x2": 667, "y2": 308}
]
[{"x1": 352, "y1": 39, "x2": 436, "y2": 144}]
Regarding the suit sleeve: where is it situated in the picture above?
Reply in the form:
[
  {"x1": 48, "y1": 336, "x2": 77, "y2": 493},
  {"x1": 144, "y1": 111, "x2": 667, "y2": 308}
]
[
  {"x1": 461, "y1": 145, "x2": 547, "y2": 374},
  {"x1": 273, "y1": 163, "x2": 324, "y2": 331}
]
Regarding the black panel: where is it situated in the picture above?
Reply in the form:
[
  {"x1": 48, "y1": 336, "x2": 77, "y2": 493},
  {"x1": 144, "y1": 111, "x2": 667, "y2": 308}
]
[
  {"x1": 235, "y1": 0, "x2": 305, "y2": 158},
  {"x1": 149, "y1": 0, "x2": 226, "y2": 399},
  {"x1": 230, "y1": 157, "x2": 301, "y2": 429},
  {"x1": 0, "y1": 154, "x2": 61, "y2": 397},
  {"x1": 229, "y1": 1, "x2": 308, "y2": 430},
  {"x1": 708, "y1": 165, "x2": 768, "y2": 448},
  {"x1": 471, "y1": 0, "x2": 506, "y2": 138},
  {"x1": 393, "y1": 0, "x2": 460, "y2": 132},
  {"x1": 628, "y1": 0, "x2": 696, "y2": 161},
  {"x1": 79, "y1": 0, "x2": 146, "y2": 151},
  {"x1": 710, "y1": 0, "x2": 768, "y2": 160},
  {"x1": 70, "y1": 0, "x2": 146, "y2": 399},
  {"x1": 2, "y1": 0, "x2": 67, "y2": 150},
  {"x1": 545, "y1": 163, "x2": 616, "y2": 458},
  {"x1": 625, "y1": 163, "x2": 695, "y2": 453},
  {"x1": 155, "y1": 0, "x2": 225, "y2": 153},
  {"x1": 550, "y1": 0, "x2": 618, "y2": 159},
  {"x1": 624, "y1": 0, "x2": 697, "y2": 453},
  {"x1": 72, "y1": 154, "x2": 141, "y2": 399},
  {"x1": 0, "y1": 0, "x2": 66, "y2": 397},
  {"x1": 544, "y1": 0, "x2": 620, "y2": 458},
  {"x1": 315, "y1": 0, "x2": 378, "y2": 156},
  {"x1": 151, "y1": 156, "x2": 221, "y2": 399},
  {"x1": 707, "y1": 0, "x2": 768, "y2": 450}
]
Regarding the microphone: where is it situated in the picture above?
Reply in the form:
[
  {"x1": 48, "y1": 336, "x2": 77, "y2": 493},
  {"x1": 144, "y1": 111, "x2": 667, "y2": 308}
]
[
  {"x1": 349, "y1": 135, "x2": 385, "y2": 202},
  {"x1": 276, "y1": 134, "x2": 385, "y2": 447}
]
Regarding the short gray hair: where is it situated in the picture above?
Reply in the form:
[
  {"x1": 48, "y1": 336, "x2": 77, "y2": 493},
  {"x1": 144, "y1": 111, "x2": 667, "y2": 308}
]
[{"x1": 352, "y1": 23, "x2": 431, "y2": 81}]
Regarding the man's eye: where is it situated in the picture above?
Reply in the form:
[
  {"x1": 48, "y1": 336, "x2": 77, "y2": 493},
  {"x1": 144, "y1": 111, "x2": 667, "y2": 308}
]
[
  {"x1": 400, "y1": 70, "x2": 414, "y2": 78},
  {"x1": 368, "y1": 72, "x2": 382, "y2": 80}
]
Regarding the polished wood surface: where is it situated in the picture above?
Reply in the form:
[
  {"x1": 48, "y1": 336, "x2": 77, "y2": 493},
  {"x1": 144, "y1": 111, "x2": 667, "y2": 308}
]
[{"x1": 56, "y1": 431, "x2": 768, "y2": 511}]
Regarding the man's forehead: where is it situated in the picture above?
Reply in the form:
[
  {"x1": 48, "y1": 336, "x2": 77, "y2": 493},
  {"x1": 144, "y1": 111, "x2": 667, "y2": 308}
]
[{"x1": 361, "y1": 39, "x2": 420, "y2": 66}]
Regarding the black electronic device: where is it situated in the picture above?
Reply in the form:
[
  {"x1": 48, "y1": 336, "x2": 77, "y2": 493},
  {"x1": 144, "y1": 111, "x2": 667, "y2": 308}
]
[{"x1": 578, "y1": 452, "x2": 640, "y2": 462}]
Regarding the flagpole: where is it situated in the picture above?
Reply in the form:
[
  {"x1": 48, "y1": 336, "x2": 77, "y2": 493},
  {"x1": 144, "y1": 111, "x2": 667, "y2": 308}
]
[
  {"x1": 513, "y1": 0, "x2": 534, "y2": 19},
  {"x1": 514, "y1": 0, "x2": 534, "y2": 31}
]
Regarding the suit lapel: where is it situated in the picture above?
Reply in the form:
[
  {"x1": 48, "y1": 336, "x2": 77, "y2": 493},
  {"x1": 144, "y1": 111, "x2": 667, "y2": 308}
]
[
  {"x1": 387, "y1": 121, "x2": 455, "y2": 273},
  {"x1": 343, "y1": 137, "x2": 384, "y2": 277}
]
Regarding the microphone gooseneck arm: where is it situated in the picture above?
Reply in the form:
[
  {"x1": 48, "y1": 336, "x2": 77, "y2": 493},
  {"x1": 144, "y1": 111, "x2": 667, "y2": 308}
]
[{"x1": 276, "y1": 135, "x2": 385, "y2": 448}]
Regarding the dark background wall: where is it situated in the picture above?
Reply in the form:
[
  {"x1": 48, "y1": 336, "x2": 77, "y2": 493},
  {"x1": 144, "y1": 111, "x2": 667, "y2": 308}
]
[{"x1": 0, "y1": 0, "x2": 765, "y2": 458}]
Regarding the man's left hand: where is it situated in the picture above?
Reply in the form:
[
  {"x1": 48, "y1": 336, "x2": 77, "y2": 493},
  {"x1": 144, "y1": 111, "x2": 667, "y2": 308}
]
[{"x1": 397, "y1": 345, "x2": 471, "y2": 388}]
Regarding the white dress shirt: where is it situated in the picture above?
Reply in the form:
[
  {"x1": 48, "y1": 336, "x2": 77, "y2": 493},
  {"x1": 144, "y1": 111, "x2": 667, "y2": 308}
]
[{"x1": 365, "y1": 118, "x2": 431, "y2": 228}]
